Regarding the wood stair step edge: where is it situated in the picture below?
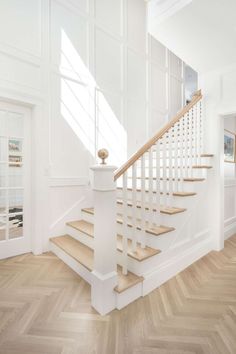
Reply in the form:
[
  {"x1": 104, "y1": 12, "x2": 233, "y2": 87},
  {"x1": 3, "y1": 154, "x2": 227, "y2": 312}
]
[
  {"x1": 83, "y1": 205, "x2": 186, "y2": 216},
  {"x1": 50, "y1": 235, "x2": 143, "y2": 294},
  {"x1": 192, "y1": 165, "x2": 212, "y2": 169},
  {"x1": 128, "y1": 177, "x2": 205, "y2": 181},
  {"x1": 65, "y1": 220, "x2": 161, "y2": 261},
  {"x1": 116, "y1": 188, "x2": 196, "y2": 197},
  {"x1": 200, "y1": 154, "x2": 214, "y2": 157}
]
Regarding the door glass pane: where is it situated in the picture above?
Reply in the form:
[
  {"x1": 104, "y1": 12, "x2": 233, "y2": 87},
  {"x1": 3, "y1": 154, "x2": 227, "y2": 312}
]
[
  {"x1": 9, "y1": 165, "x2": 23, "y2": 188},
  {"x1": 0, "y1": 190, "x2": 6, "y2": 214},
  {"x1": 9, "y1": 189, "x2": 23, "y2": 214},
  {"x1": 0, "y1": 110, "x2": 7, "y2": 136},
  {"x1": 0, "y1": 137, "x2": 7, "y2": 161},
  {"x1": 0, "y1": 215, "x2": 7, "y2": 241},
  {"x1": 9, "y1": 214, "x2": 23, "y2": 239},
  {"x1": 8, "y1": 112, "x2": 23, "y2": 137},
  {"x1": 0, "y1": 163, "x2": 7, "y2": 188}
]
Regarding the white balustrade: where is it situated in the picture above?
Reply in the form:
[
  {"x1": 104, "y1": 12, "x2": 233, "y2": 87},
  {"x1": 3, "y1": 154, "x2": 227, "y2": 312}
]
[{"x1": 113, "y1": 92, "x2": 203, "y2": 276}]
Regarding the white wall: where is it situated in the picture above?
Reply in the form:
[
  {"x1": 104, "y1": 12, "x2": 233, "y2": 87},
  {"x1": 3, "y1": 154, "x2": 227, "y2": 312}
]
[
  {"x1": 199, "y1": 63, "x2": 236, "y2": 244},
  {"x1": 0, "y1": 0, "x2": 185, "y2": 250}
]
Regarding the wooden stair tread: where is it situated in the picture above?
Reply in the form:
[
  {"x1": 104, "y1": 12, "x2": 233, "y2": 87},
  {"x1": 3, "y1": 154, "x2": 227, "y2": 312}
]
[
  {"x1": 83, "y1": 207, "x2": 175, "y2": 236},
  {"x1": 116, "y1": 235, "x2": 160, "y2": 260},
  {"x1": 84, "y1": 205, "x2": 185, "y2": 216},
  {"x1": 117, "y1": 187, "x2": 196, "y2": 197},
  {"x1": 173, "y1": 192, "x2": 196, "y2": 197},
  {"x1": 116, "y1": 214, "x2": 175, "y2": 236},
  {"x1": 201, "y1": 154, "x2": 214, "y2": 157},
  {"x1": 66, "y1": 220, "x2": 161, "y2": 261},
  {"x1": 115, "y1": 201, "x2": 185, "y2": 216},
  {"x1": 115, "y1": 267, "x2": 144, "y2": 293},
  {"x1": 50, "y1": 235, "x2": 143, "y2": 293},
  {"x1": 192, "y1": 165, "x2": 212, "y2": 169},
  {"x1": 129, "y1": 177, "x2": 205, "y2": 182},
  {"x1": 183, "y1": 178, "x2": 205, "y2": 182},
  {"x1": 50, "y1": 235, "x2": 94, "y2": 271},
  {"x1": 67, "y1": 220, "x2": 94, "y2": 237}
]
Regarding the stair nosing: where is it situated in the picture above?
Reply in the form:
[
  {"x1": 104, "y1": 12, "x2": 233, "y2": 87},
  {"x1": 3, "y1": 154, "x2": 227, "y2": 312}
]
[
  {"x1": 50, "y1": 235, "x2": 144, "y2": 294},
  {"x1": 65, "y1": 220, "x2": 161, "y2": 261}
]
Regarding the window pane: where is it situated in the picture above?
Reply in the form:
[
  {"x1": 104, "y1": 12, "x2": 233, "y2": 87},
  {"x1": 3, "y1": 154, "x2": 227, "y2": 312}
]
[
  {"x1": 0, "y1": 110, "x2": 7, "y2": 136},
  {"x1": 9, "y1": 165, "x2": 23, "y2": 188},
  {"x1": 8, "y1": 112, "x2": 23, "y2": 137},
  {"x1": 9, "y1": 189, "x2": 23, "y2": 214},
  {"x1": 0, "y1": 163, "x2": 7, "y2": 188},
  {"x1": 0, "y1": 190, "x2": 6, "y2": 214},
  {"x1": 0, "y1": 137, "x2": 7, "y2": 161},
  {"x1": 0, "y1": 215, "x2": 7, "y2": 241},
  {"x1": 9, "y1": 214, "x2": 23, "y2": 239}
]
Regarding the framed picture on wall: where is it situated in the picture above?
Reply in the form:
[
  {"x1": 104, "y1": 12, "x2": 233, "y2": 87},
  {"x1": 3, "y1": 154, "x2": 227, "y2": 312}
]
[{"x1": 224, "y1": 130, "x2": 236, "y2": 163}]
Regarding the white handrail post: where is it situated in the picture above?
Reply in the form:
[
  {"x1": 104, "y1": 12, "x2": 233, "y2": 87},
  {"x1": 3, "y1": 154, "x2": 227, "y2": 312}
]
[{"x1": 90, "y1": 152, "x2": 118, "y2": 315}]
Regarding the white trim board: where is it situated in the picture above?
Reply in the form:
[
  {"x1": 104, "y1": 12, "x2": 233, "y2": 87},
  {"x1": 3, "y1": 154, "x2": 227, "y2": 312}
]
[
  {"x1": 224, "y1": 216, "x2": 236, "y2": 240},
  {"x1": 142, "y1": 233, "x2": 212, "y2": 296}
]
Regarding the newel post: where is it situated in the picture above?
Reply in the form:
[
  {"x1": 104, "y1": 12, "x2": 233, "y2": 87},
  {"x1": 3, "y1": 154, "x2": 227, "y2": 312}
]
[{"x1": 90, "y1": 149, "x2": 118, "y2": 315}]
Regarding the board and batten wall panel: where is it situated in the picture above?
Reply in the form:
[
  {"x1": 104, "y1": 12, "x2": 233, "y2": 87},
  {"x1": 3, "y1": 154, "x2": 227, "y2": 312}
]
[{"x1": 0, "y1": 0, "x2": 186, "y2": 242}]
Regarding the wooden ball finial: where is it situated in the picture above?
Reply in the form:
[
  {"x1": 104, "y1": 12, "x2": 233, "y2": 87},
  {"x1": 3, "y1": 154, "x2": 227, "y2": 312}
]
[{"x1": 98, "y1": 149, "x2": 109, "y2": 165}]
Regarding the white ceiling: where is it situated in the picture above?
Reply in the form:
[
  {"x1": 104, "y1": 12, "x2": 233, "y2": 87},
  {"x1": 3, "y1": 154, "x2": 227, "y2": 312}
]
[{"x1": 148, "y1": 0, "x2": 236, "y2": 73}]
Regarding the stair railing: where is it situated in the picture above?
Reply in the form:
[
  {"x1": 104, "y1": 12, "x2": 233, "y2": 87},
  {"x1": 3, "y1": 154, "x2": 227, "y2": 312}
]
[{"x1": 114, "y1": 90, "x2": 203, "y2": 275}]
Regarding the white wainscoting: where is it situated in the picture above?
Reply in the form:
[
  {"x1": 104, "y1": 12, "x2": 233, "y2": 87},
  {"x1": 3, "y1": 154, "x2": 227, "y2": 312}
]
[{"x1": 224, "y1": 179, "x2": 236, "y2": 240}]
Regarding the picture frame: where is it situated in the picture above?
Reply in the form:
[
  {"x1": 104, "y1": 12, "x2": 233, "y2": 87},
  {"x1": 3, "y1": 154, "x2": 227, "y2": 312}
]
[
  {"x1": 8, "y1": 139, "x2": 22, "y2": 153},
  {"x1": 224, "y1": 129, "x2": 236, "y2": 163}
]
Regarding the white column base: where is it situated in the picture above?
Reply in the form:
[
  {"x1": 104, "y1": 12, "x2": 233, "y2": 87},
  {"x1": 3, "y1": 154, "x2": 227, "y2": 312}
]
[{"x1": 91, "y1": 270, "x2": 118, "y2": 315}]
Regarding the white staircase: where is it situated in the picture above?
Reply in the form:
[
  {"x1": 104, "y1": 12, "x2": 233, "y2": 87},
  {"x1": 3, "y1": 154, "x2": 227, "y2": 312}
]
[{"x1": 49, "y1": 90, "x2": 214, "y2": 314}]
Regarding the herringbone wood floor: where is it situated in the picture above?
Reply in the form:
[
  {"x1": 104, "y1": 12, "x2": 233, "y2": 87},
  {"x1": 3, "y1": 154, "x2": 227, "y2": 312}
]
[{"x1": 0, "y1": 236, "x2": 236, "y2": 354}]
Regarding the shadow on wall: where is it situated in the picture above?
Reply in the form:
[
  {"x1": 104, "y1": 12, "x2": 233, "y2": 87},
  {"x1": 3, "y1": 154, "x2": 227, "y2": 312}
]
[{"x1": 59, "y1": 29, "x2": 127, "y2": 167}]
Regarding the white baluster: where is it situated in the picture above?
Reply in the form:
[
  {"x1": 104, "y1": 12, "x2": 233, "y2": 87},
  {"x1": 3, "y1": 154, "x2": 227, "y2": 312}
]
[
  {"x1": 194, "y1": 104, "x2": 198, "y2": 165},
  {"x1": 189, "y1": 107, "x2": 194, "y2": 177},
  {"x1": 197, "y1": 101, "x2": 201, "y2": 165},
  {"x1": 168, "y1": 127, "x2": 173, "y2": 205},
  {"x1": 148, "y1": 148, "x2": 154, "y2": 227},
  {"x1": 140, "y1": 154, "x2": 146, "y2": 248},
  {"x1": 200, "y1": 100, "x2": 203, "y2": 160},
  {"x1": 184, "y1": 113, "x2": 188, "y2": 179},
  {"x1": 122, "y1": 172, "x2": 128, "y2": 275},
  {"x1": 162, "y1": 134, "x2": 168, "y2": 207},
  {"x1": 131, "y1": 163, "x2": 137, "y2": 252},
  {"x1": 155, "y1": 141, "x2": 161, "y2": 225},
  {"x1": 179, "y1": 118, "x2": 184, "y2": 191},
  {"x1": 174, "y1": 122, "x2": 179, "y2": 191}
]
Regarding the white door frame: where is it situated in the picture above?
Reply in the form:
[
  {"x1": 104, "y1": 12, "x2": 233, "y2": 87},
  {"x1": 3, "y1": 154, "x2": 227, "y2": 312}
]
[
  {"x1": 0, "y1": 91, "x2": 50, "y2": 257},
  {"x1": 219, "y1": 109, "x2": 236, "y2": 245}
]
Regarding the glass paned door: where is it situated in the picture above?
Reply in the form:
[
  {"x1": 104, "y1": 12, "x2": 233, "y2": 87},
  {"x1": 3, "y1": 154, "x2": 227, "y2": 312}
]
[{"x1": 0, "y1": 103, "x2": 31, "y2": 259}]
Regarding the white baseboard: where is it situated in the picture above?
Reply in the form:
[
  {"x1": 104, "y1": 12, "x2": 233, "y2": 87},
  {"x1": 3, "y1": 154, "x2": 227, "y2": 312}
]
[
  {"x1": 224, "y1": 216, "x2": 236, "y2": 240},
  {"x1": 142, "y1": 235, "x2": 212, "y2": 296}
]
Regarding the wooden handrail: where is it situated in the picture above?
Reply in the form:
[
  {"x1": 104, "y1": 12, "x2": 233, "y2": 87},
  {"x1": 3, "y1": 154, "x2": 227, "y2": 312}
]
[{"x1": 114, "y1": 90, "x2": 202, "y2": 181}]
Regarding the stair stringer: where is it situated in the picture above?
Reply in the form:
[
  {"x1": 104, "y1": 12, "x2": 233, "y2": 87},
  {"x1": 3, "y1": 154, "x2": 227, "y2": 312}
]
[{"x1": 140, "y1": 173, "x2": 213, "y2": 296}]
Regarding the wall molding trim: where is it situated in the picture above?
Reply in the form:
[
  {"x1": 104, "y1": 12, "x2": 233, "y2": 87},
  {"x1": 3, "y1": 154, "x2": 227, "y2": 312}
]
[{"x1": 50, "y1": 176, "x2": 89, "y2": 187}]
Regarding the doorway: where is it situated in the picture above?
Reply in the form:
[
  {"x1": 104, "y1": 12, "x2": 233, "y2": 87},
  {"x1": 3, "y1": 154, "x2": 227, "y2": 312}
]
[{"x1": 0, "y1": 101, "x2": 31, "y2": 259}]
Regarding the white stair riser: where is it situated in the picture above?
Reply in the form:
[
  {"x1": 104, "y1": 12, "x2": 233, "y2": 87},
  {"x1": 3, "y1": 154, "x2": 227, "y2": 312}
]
[
  {"x1": 50, "y1": 242, "x2": 93, "y2": 285},
  {"x1": 116, "y1": 192, "x2": 197, "y2": 209},
  {"x1": 66, "y1": 225, "x2": 94, "y2": 249},
  {"x1": 66, "y1": 224, "x2": 162, "y2": 274},
  {"x1": 135, "y1": 156, "x2": 209, "y2": 167},
  {"x1": 116, "y1": 282, "x2": 142, "y2": 310},
  {"x1": 82, "y1": 207, "x2": 184, "y2": 229},
  {"x1": 50, "y1": 241, "x2": 143, "y2": 311},
  {"x1": 116, "y1": 182, "x2": 203, "y2": 198}
]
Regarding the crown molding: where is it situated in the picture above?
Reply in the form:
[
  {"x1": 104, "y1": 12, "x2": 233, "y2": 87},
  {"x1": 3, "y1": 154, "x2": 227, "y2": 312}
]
[{"x1": 148, "y1": 0, "x2": 192, "y2": 25}]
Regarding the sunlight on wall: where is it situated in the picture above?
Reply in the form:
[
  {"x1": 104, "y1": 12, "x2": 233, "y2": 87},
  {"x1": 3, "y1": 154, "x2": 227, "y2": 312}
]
[{"x1": 60, "y1": 30, "x2": 127, "y2": 166}]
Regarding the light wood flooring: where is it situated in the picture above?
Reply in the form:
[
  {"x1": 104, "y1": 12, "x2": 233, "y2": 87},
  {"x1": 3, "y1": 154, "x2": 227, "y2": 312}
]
[{"x1": 0, "y1": 235, "x2": 236, "y2": 354}]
